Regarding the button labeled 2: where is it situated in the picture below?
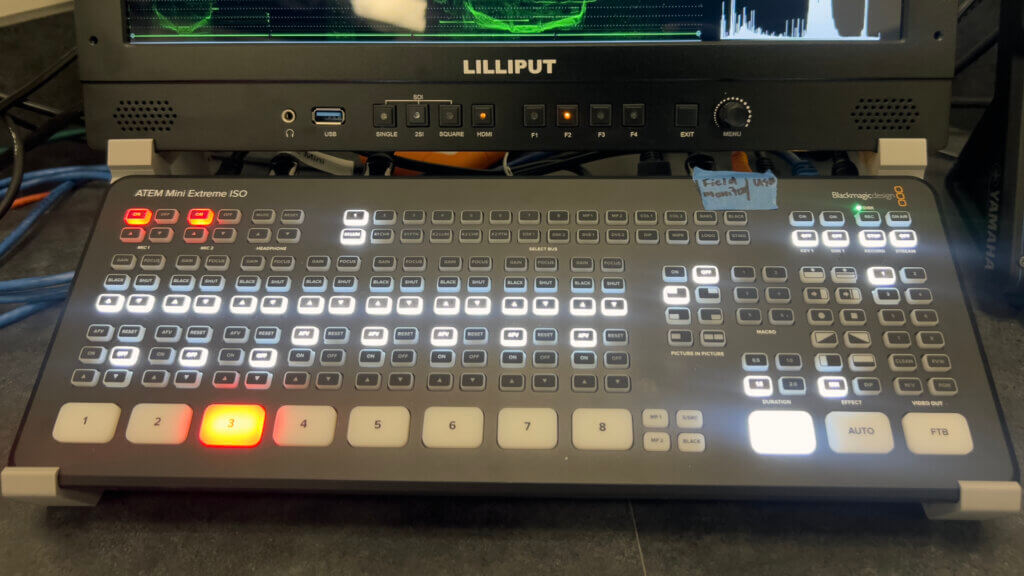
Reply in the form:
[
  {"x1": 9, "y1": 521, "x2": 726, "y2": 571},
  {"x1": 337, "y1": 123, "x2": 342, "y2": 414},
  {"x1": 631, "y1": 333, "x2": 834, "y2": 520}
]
[{"x1": 126, "y1": 403, "x2": 192, "y2": 445}]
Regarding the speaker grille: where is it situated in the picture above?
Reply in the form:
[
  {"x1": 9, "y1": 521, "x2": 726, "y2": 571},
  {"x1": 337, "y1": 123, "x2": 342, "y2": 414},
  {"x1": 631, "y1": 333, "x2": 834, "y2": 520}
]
[
  {"x1": 113, "y1": 100, "x2": 177, "y2": 133},
  {"x1": 851, "y1": 98, "x2": 918, "y2": 131}
]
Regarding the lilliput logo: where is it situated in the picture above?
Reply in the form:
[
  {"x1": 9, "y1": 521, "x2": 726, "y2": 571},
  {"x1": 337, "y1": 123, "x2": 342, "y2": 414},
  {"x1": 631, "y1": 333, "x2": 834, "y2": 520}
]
[{"x1": 462, "y1": 59, "x2": 557, "y2": 75}]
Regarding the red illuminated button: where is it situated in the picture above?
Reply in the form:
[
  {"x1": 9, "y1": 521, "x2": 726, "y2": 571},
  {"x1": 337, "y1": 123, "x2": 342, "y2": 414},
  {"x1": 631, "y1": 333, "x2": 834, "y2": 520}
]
[
  {"x1": 187, "y1": 208, "x2": 214, "y2": 226},
  {"x1": 153, "y1": 208, "x2": 179, "y2": 224},
  {"x1": 119, "y1": 227, "x2": 145, "y2": 243},
  {"x1": 124, "y1": 208, "x2": 152, "y2": 226},
  {"x1": 199, "y1": 404, "x2": 266, "y2": 447}
]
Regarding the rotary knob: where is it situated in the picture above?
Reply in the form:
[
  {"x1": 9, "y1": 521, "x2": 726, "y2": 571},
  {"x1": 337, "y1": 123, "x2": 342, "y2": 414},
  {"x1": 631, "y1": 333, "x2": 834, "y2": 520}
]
[{"x1": 715, "y1": 99, "x2": 751, "y2": 130}]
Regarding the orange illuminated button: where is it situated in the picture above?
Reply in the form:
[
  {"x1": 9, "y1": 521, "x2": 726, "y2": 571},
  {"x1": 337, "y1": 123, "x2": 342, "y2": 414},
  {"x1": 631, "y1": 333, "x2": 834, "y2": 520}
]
[
  {"x1": 187, "y1": 208, "x2": 215, "y2": 226},
  {"x1": 199, "y1": 404, "x2": 266, "y2": 447},
  {"x1": 124, "y1": 208, "x2": 153, "y2": 226}
]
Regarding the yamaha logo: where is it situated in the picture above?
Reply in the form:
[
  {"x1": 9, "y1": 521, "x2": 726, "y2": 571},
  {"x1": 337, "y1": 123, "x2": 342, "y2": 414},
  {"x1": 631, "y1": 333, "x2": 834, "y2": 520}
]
[{"x1": 462, "y1": 59, "x2": 557, "y2": 75}]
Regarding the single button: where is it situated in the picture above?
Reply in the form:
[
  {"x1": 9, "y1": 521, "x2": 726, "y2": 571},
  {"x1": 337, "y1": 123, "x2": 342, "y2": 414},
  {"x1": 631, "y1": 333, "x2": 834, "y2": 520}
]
[
  {"x1": 125, "y1": 403, "x2": 193, "y2": 445},
  {"x1": 52, "y1": 403, "x2": 121, "y2": 444},
  {"x1": 372, "y1": 104, "x2": 396, "y2": 127},
  {"x1": 422, "y1": 407, "x2": 484, "y2": 448},
  {"x1": 572, "y1": 409, "x2": 633, "y2": 450},
  {"x1": 347, "y1": 406, "x2": 410, "y2": 447},
  {"x1": 902, "y1": 413, "x2": 973, "y2": 455},
  {"x1": 825, "y1": 412, "x2": 894, "y2": 454},
  {"x1": 748, "y1": 410, "x2": 816, "y2": 455},
  {"x1": 198, "y1": 404, "x2": 266, "y2": 447},
  {"x1": 497, "y1": 408, "x2": 558, "y2": 449},
  {"x1": 273, "y1": 406, "x2": 337, "y2": 447}
]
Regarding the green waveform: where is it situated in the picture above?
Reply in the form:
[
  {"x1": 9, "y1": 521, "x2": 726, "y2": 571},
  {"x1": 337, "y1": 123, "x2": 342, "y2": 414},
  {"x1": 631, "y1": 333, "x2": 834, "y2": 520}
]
[
  {"x1": 153, "y1": 0, "x2": 215, "y2": 35},
  {"x1": 463, "y1": 0, "x2": 597, "y2": 34}
]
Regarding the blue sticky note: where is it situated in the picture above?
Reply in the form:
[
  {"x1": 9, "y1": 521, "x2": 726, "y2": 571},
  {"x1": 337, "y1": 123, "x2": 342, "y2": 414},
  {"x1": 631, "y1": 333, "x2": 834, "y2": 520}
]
[{"x1": 693, "y1": 167, "x2": 779, "y2": 211}]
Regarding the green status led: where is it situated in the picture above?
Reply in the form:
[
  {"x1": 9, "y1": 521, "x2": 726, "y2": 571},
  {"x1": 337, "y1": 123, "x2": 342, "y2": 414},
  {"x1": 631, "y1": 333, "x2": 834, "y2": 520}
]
[{"x1": 854, "y1": 204, "x2": 864, "y2": 212}]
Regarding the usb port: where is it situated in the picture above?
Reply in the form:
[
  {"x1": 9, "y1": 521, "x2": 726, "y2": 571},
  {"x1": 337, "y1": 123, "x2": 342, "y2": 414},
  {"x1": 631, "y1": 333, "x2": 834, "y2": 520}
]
[{"x1": 312, "y1": 107, "x2": 345, "y2": 125}]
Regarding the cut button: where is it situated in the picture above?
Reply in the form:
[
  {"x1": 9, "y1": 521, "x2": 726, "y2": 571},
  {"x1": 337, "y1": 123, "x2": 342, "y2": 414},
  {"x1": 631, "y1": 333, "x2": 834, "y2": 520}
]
[
  {"x1": 748, "y1": 410, "x2": 816, "y2": 455},
  {"x1": 199, "y1": 404, "x2": 265, "y2": 447}
]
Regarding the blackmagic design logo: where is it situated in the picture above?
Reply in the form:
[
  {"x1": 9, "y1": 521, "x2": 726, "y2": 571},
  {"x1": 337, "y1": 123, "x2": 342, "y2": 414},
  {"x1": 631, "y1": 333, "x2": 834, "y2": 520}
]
[
  {"x1": 462, "y1": 59, "x2": 557, "y2": 75},
  {"x1": 831, "y1": 192, "x2": 897, "y2": 202}
]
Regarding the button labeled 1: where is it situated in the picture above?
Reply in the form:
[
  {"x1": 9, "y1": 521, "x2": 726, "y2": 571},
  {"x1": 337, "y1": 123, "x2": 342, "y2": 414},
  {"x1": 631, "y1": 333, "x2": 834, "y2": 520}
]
[
  {"x1": 52, "y1": 402, "x2": 121, "y2": 444},
  {"x1": 273, "y1": 405, "x2": 337, "y2": 447},
  {"x1": 497, "y1": 408, "x2": 557, "y2": 449},
  {"x1": 572, "y1": 409, "x2": 633, "y2": 450},
  {"x1": 422, "y1": 407, "x2": 484, "y2": 448},
  {"x1": 126, "y1": 403, "x2": 192, "y2": 445}
]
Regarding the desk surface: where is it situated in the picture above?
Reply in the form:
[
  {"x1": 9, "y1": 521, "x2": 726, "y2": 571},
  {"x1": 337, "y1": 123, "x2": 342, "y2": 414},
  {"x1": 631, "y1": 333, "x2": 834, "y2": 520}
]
[{"x1": 0, "y1": 164, "x2": 1023, "y2": 575}]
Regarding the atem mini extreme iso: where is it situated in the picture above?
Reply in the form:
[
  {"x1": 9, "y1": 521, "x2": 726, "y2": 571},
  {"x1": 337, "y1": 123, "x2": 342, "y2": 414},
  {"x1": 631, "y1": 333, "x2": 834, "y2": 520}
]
[
  {"x1": 73, "y1": 0, "x2": 956, "y2": 152},
  {"x1": 2, "y1": 177, "x2": 1019, "y2": 517}
]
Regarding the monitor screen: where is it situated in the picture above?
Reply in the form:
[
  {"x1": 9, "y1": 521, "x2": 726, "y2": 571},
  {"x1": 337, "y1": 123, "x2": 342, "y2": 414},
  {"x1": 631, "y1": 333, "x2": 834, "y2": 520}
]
[{"x1": 125, "y1": 0, "x2": 902, "y2": 44}]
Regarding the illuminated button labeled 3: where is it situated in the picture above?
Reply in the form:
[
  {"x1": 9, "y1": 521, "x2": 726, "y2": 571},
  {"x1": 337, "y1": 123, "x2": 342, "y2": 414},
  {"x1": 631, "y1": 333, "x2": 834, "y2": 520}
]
[
  {"x1": 902, "y1": 412, "x2": 974, "y2": 455},
  {"x1": 273, "y1": 405, "x2": 337, "y2": 447},
  {"x1": 748, "y1": 410, "x2": 816, "y2": 455},
  {"x1": 497, "y1": 408, "x2": 558, "y2": 449},
  {"x1": 572, "y1": 408, "x2": 633, "y2": 450},
  {"x1": 125, "y1": 403, "x2": 193, "y2": 445},
  {"x1": 52, "y1": 402, "x2": 121, "y2": 444},
  {"x1": 198, "y1": 404, "x2": 266, "y2": 447},
  {"x1": 347, "y1": 406, "x2": 410, "y2": 447},
  {"x1": 824, "y1": 411, "x2": 894, "y2": 454},
  {"x1": 422, "y1": 407, "x2": 484, "y2": 448}
]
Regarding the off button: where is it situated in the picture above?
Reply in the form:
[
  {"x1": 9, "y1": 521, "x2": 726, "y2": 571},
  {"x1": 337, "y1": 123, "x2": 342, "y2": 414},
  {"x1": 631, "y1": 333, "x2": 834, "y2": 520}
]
[{"x1": 825, "y1": 412, "x2": 894, "y2": 454}]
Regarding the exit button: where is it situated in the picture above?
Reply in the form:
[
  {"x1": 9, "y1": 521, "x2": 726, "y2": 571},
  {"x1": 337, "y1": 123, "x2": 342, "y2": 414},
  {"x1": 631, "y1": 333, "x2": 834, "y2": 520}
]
[{"x1": 675, "y1": 104, "x2": 700, "y2": 128}]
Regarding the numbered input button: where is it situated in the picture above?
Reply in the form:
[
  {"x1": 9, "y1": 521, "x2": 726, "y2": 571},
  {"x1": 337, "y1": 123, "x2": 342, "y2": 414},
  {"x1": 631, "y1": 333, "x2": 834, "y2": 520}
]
[
  {"x1": 572, "y1": 408, "x2": 633, "y2": 450},
  {"x1": 52, "y1": 402, "x2": 121, "y2": 444},
  {"x1": 273, "y1": 405, "x2": 337, "y2": 447},
  {"x1": 347, "y1": 406, "x2": 410, "y2": 448},
  {"x1": 125, "y1": 403, "x2": 193, "y2": 445},
  {"x1": 422, "y1": 407, "x2": 484, "y2": 448},
  {"x1": 497, "y1": 408, "x2": 558, "y2": 449}
]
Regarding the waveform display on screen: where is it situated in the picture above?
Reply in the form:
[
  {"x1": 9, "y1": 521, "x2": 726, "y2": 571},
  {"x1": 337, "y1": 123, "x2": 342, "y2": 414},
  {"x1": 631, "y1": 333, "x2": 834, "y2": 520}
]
[
  {"x1": 721, "y1": 0, "x2": 880, "y2": 40},
  {"x1": 124, "y1": 1, "x2": 901, "y2": 43}
]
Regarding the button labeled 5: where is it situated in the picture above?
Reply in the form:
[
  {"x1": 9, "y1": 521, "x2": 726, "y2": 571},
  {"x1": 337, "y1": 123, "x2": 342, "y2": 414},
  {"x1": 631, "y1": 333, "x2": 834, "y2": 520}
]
[{"x1": 347, "y1": 406, "x2": 410, "y2": 447}]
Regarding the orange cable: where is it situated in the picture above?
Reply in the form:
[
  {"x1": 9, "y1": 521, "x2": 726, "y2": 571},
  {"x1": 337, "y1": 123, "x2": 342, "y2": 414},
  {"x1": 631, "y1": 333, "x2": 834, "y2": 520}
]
[{"x1": 12, "y1": 191, "x2": 50, "y2": 209}]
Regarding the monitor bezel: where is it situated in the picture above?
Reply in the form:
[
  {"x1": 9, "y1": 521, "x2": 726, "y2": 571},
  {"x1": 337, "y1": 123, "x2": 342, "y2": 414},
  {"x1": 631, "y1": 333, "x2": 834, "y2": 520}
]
[{"x1": 75, "y1": 0, "x2": 954, "y2": 82}]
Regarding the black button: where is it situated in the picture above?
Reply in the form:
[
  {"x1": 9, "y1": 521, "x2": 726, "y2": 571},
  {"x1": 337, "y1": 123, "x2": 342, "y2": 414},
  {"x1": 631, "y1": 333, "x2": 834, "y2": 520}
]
[
  {"x1": 675, "y1": 104, "x2": 699, "y2": 128},
  {"x1": 589, "y1": 104, "x2": 612, "y2": 126},
  {"x1": 622, "y1": 104, "x2": 645, "y2": 127},
  {"x1": 471, "y1": 104, "x2": 494, "y2": 127},
  {"x1": 439, "y1": 104, "x2": 462, "y2": 127},
  {"x1": 405, "y1": 104, "x2": 429, "y2": 127},
  {"x1": 372, "y1": 104, "x2": 396, "y2": 127},
  {"x1": 556, "y1": 104, "x2": 579, "y2": 127},
  {"x1": 523, "y1": 104, "x2": 546, "y2": 127}
]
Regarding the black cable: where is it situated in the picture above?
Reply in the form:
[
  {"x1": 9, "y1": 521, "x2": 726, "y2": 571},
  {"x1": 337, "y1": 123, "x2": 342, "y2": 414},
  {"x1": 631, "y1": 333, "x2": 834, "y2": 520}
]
[
  {"x1": 0, "y1": 92, "x2": 62, "y2": 117},
  {"x1": 951, "y1": 96, "x2": 993, "y2": 108},
  {"x1": 215, "y1": 151, "x2": 249, "y2": 175},
  {"x1": 0, "y1": 106, "x2": 83, "y2": 170},
  {"x1": 637, "y1": 151, "x2": 672, "y2": 176},
  {"x1": 685, "y1": 153, "x2": 716, "y2": 174},
  {"x1": 0, "y1": 47, "x2": 77, "y2": 117},
  {"x1": 0, "y1": 116, "x2": 25, "y2": 221},
  {"x1": 958, "y1": 0, "x2": 982, "y2": 21},
  {"x1": 830, "y1": 151, "x2": 859, "y2": 176},
  {"x1": 955, "y1": 30, "x2": 998, "y2": 75},
  {"x1": 753, "y1": 151, "x2": 776, "y2": 173}
]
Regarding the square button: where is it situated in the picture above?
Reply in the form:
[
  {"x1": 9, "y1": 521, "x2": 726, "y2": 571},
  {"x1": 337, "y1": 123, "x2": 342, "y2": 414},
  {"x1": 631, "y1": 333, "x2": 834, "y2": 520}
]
[
  {"x1": 622, "y1": 104, "x2": 645, "y2": 127},
  {"x1": 675, "y1": 104, "x2": 699, "y2": 127},
  {"x1": 589, "y1": 104, "x2": 612, "y2": 126},
  {"x1": 439, "y1": 104, "x2": 462, "y2": 127},
  {"x1": 523, "y1": 104, "x2": 546, "y2": 127},
  {"x1": 372, "y1": 104, "x2": 396, "y2": 127},
  {"x1": 471, "y1": 104, "x2": 494, "y2": 127}
]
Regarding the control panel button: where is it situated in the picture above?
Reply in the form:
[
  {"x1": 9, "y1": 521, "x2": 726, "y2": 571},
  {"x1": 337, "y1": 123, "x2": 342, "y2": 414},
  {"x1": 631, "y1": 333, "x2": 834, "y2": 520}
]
[
  {"x1": 622, "y1": 103, "x2": 645, "y2": 127},
  {"x1": 824, "y1": 412, "x2": 894, "y2": 454},
  {"x1": 572, "y1": 408, "x2": 633, "y2": 450},
  {"x1": 902, "y1": 413, "x2": 973, "y2": 455},
  {"x1": 674, "y1": 104, "x2": 699, "y2": 128},
  {"x1": 556, "y1": 104, "x2": 579, "y2": 127},
  {"x1": 589, "y1": 104, "x2": 612, "y2": 126},
  {"x1": 125, "y1": 403, "x2": 193, "y2": 445},
  {"x1": 273, "y1": 405, "x2": 337, "y2": 447},
  {"x1": 497, "y1": 408, "x2": 558, "y2": 449},
  {"x1": 372, "y1": 104, "x2": 396, "y2": 127},
  {"x1": 748, "y1": 410, "x2": 816, "y2": 455},
  {"x1": 347, "y1": 406, "x2": 410, "y2": 447},
  {"x1": 438, "y1": 104, "x2": 462, "y2": 127},
  {"x1": 198, "y1": 404, "x2": 266, "y2": 447},
  {"x1": 471, "y1": 104, "x2": 494, "y2": 127},
  {"x1": 523, "y1": 104, "x2": 546, "y2": 127},
  {"x1": 52, "y1": 402, "x2": 121, "y2": 444},
  {"x1": 422, "y1": 407, "x2": 484, "y2": 448}
]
